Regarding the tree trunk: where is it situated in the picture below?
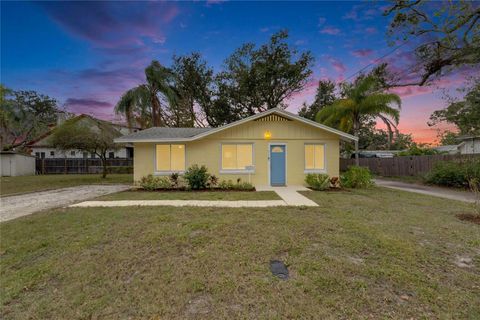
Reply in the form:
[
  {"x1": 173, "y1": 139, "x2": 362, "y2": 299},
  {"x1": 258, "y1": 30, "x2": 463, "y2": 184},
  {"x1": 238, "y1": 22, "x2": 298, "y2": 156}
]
[
  {"x1": 151, "y1": 95, "x2": 162, "y2": 127},
  {"x1": 353, "y1": 120, "x2": 360, "y2": 166},
  {"x1": 100, "y1": 155, "x2": 107, "y2": 179}
]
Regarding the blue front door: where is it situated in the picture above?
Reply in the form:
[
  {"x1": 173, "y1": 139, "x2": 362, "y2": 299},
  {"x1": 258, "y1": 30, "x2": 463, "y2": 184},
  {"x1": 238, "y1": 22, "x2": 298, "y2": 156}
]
[{"x1": 270, "y1": 145, "x2": 286, "y2": 186}]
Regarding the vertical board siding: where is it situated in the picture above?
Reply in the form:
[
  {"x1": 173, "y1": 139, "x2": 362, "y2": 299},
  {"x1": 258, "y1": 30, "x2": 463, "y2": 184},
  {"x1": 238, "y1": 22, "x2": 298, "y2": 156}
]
[{"x1": 340, "y1": 154, "x2": 480, "y2": 176}]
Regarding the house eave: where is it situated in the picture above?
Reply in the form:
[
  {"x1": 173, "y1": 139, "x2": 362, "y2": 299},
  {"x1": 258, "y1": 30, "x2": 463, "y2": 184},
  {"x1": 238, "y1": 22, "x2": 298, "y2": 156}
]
[{"x1": 115, "y1": 108, "x2": 358, "y2": 143}]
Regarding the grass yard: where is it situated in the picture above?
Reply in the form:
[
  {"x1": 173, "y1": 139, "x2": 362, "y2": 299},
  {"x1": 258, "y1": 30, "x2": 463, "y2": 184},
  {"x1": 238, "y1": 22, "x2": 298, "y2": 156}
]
[
  {"x1": 1, "y1": 187, "x2": 479, "y2": 319},
  {"x1": 375, "y1": 175, "x2": 426, "y2": 185},
  {"x1": 96, "y1": 190, "x2": 280, "y2": 201},
  {"x1": 0, "y1": 174, "x2": 133, "y2": 196}
]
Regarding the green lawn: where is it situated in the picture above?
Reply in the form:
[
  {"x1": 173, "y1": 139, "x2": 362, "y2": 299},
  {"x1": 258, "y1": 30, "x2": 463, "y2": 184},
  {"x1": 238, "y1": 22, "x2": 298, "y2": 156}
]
[
  {"x1": 375, "y1": 175, "x2": 426, "y2": 184},
  {"x1": 0, "y1": 174, "x2": 133, "y2": 196},
  {"x1": 96, "y1": 190, "x2": 280, "y2": 201},
  {"x1": 1, "y1": 187, "x2": 479, "y2": 319}
]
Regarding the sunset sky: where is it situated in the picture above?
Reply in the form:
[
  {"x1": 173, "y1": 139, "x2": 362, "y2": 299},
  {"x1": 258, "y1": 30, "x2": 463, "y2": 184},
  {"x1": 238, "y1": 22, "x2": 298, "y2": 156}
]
[{"x1": 1, "y1": 1, "x2": 472, "y2": 144}]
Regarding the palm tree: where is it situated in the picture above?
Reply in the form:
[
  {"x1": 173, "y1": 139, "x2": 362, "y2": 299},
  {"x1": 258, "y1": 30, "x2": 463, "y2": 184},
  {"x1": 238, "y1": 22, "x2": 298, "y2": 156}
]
[
  {"x1": 316, "y1": 76, "x2": 401, "y2": 165},
  {"x1": 115, "y1": 61, "x2": 178, "y2": 128}
]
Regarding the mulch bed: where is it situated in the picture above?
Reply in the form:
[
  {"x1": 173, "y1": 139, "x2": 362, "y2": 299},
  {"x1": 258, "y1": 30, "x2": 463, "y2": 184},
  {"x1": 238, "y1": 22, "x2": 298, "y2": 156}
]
[{"x1": 456, "y1": 213, "x2": 480, "y2": 225}]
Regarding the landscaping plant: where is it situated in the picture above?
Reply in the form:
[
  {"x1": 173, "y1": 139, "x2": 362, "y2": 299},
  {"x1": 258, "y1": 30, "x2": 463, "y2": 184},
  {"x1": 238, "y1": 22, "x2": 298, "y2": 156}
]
[
  {"x1": 425, "y1": 159, "x2": 480, "y2": 188},
  {"x1": 305, "y1": 173, "x2": 330, "y2": 190},
  {"x1": 208, "y1": 175, "x2": 219, "y2": 187},
  {"x1": 217, "y1": 179, "x2": 254, "y2": 191},
  {"x1": 469, "y1": 178, "x2": 480, "y2": 217},
  {"x1": 169, "y1": 172, "x2": 180, "y2": 188},
  {"x1": 138, "y1": 175, "x2": 171, "y2": 191},
  {"x1": 184, "y1": 164, "x2": 210, "y2": 189},
  {"x1": 329, "y1": 177, "x2": 341, "y2": 189},
  {"x1": 341, "y1": 165, "x2": 373, "y2": 188}
]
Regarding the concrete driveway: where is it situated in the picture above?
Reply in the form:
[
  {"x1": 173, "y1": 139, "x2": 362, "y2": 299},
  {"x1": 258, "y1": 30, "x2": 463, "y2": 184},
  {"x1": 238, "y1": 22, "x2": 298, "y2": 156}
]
[
  {"x1": 374, "y1": 179, "x2": 477, "y2": 203},
  {"x1": 0, "y1": 184, "x2": 130, "y2": 222}
]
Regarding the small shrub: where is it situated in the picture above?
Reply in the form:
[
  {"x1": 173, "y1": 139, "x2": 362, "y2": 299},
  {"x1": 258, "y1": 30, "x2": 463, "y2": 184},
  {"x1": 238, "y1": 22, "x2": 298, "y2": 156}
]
[
  {"x1": 170, "y1": 172, "x2": 180, "y2": 188},
  {"x1": 184, "y1": 164, "x2": 210, "y2": 189},
  {"x1": 208, "y1": 175, "x2": 219, "y2": 188},
  {"x1": 138, "y1": 174, "x2": 171, "y2": 191},
  {"x1": 217, "y1": 179, "x2": 254, "y2": 191},
  {"x1": 218, "y1": 179, "x2": 235, "y2": 190},
  {"x1": 469, "y1": 178, "x2": 480, "y2": 216},
  {"x1": 330, "y1": 177, "x2": 341, "y2": 189},
  {"x1": 305, "y1": 173, "x2": 330, "y2": 190},
  {"x1": 425, "y1": 159, "x2": 480, "y2": 188},
  {"x1": 232, "y1": 181, "x2": 254, "y2": 191},
  {"x1": 341, "y1": 166, "x2": 373, "y2": 188}
]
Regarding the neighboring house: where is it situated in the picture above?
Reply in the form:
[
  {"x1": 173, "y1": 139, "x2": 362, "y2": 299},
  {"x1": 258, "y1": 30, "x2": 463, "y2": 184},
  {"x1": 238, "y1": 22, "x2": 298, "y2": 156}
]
[
  {"x1": 457, "y1": 135, "x2": 480, "y2": 154},
  {"x1": 348, "y1": 150, "x2": 400, "y2": 159},
  {"x1": 433, "y1": 145, "x2": 460, "y2": 155},
  {"x1": 116, "y1": 108, "x2": 357, "y2": 186},
  {"x1": 27, "y1": 114, "x2": 136, "y2": 159}
]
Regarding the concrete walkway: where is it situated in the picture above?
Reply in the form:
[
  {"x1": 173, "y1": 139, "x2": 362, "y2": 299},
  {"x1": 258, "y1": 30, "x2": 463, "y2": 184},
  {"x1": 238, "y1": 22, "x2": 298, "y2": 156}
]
[
  {"x1": 0, "y1": 184, "x2": 131, "y2": 222},
  {"x1": 70, "y1": 185, "x2": 318, "y2": 208},
  {"x1": 256, "y1": 185, "x2": 318, "y2": 206},
  {"x1": 374, "y1": 178, "x2": 477, "y2": 203}
]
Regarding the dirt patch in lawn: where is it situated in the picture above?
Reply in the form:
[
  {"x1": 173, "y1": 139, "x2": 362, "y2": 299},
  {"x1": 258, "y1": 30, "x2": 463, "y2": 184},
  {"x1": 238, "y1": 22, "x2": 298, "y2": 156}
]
[{"x1": 456, "y1": 213, "x2": 480, "y2": 225}]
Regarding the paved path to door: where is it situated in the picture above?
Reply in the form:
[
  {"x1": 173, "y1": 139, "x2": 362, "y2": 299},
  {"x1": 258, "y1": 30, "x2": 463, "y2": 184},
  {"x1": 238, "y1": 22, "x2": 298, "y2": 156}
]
[
  {"x1": 374, "y1": 178, "x2": 477, "y2": 203},
  {"x1": 0, "y1": 184, "x2": 130, "y2": 222},
  {"x1": 70, "y1": 185, "x2": 318, "y2": 208}
]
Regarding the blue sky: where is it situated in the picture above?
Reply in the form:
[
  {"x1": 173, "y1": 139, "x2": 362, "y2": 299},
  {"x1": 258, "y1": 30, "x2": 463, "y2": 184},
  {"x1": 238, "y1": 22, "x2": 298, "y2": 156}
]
[{"x1": 1, "y1": 1, "x2": 467, "y2": 143}]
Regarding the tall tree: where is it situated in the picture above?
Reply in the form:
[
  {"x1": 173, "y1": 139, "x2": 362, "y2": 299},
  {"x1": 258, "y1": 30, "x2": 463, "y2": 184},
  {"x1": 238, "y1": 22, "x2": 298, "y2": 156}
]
[
  {"x1": 316, "y1": 76, "x2": 401, "y2": 164},
  {"x1": 357, "y1": 120, "x2": 414, "y2": 150},
  {"x1": 51, "y1": 119, "x2": 122, "y2": 178},
  {"x1": 116, "y1": 61, "x2": 178, "y2": 128},
  {"x1": 170, "y1": 53, "x2": 214, "y2": 127},
  {"x1": 385, "y1": 0, "x2": 480, "y2": 86},
  {"x1": 437, "y1": 130, "x2": 460, "y2": 145},
  {"x1": 428, "y1": 78, "x2": 480, "y2": 135},
  {"x1": 217, "y1": 30, "x2": 314, "y2": 117},
  {"x1": 0, "y1": 86, "x2": 59, "y2": 150},
  {"x1": 298, "y1": 79, "x2": 336, "y2": 120}
]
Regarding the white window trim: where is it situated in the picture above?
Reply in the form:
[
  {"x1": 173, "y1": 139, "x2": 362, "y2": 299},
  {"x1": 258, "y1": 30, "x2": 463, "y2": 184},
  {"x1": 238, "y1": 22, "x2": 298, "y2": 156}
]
[
  {"x1": 219, "y1": 142, "x2": 255, "y2": 174},
  {"x1": 154, "y1": 144, "x2": 186, "y2": 175},
  {"x1": 304, "y1": 143, "x2": 327, "y2": 173}
]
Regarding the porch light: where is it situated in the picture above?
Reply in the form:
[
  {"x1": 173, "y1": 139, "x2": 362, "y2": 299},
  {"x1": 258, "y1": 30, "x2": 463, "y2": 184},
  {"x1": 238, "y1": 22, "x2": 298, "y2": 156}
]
[{"x1": 264, "y1": 130, "x2": 272, "y2": 140}]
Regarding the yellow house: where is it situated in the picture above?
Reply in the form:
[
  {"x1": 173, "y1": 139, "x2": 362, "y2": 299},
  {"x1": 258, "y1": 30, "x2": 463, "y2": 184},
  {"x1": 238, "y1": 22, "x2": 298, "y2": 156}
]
[{"x1": 115, "y1": 108, "x2": 357, "y2": 186}]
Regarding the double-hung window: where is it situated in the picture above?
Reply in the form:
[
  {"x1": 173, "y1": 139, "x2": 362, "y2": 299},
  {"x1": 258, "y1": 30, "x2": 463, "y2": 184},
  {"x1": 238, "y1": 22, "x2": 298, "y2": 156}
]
[
  {"x1": 156, "y1": 144, "x2": 185, "y2": 173},
  {"x1": 305, "y1": 144, "x2": 325, "y2": 172},
  {"x1": 221, "y1": 144, "x2": 253, "y2": 172}
]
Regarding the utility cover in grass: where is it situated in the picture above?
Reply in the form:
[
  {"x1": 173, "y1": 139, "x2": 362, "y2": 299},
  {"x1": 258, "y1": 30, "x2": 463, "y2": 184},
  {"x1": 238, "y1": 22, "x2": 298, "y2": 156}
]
[{"x1": 270, "y1": 260, "x2": 289, "y2": 280}]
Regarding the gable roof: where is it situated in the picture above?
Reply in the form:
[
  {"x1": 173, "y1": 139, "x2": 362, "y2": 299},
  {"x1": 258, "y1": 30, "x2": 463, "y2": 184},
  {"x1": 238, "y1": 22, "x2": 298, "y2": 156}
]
[
  {"x1": 115, "y1": 127, "x2": 212, "y2": 141},
  {"x1": 27, "y1": 114, "x2": 126, "y2": 147},
  {"x1": 114, "y1": 108, "x2": 358, "y2": 143}
]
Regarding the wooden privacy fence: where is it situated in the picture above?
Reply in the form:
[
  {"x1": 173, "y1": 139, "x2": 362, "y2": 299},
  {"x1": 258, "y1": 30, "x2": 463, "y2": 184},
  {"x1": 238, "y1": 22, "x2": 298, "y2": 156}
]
[
  {"x1": 36, "y1": 158, "x2": 133, "y2": 174},
  {"x1": 340, "y1": 154, "x2": 480, "y2": 177}
]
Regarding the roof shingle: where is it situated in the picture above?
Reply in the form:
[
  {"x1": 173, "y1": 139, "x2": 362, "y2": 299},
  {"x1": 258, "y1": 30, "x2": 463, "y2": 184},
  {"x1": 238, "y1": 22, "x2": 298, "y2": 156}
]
[{"x1": 115, "y1": 127, "x2": 212, "y2": 142}]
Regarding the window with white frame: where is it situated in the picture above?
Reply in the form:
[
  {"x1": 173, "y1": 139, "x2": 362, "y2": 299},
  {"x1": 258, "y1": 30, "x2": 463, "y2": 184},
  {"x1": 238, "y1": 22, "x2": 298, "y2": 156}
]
[
  {"x1": 221, "y1": 144, "x2": 253, "y2": 171},
  {"x1": 305, "y1": 144, "x2": 325, "y2": 171},
  {"x1": 156, "y1": 144, "x2": 185, "y2": 172}
]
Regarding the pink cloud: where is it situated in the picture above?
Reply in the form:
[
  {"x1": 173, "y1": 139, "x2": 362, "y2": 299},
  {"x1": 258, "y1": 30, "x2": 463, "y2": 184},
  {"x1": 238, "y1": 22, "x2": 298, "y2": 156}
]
[
  {"x1": 319, "y1": 26, "x2": 341, "y2": 35},
  {"x1": 351, "y1": 49, "x2": 374, "y2": 57},
  {"x1": 390, "y1": 86, "x2": 433, "y2": 98},
  {"x1": 330, "y1": 58, "x2": 346, "y2": 73},
  {"x1": 206, "y1": 0, "x2": 227, "y2": 5},
  {"x1": 39, "y1": 2, "x2": 179, "y2": 50},
  {"x1": 343, "y1": 10, "x2": 357, "y2": 21},
  {"x1": 365, "y1": 27, "x2": 377, "y2": 34}
]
